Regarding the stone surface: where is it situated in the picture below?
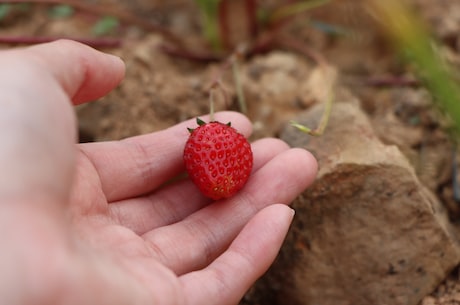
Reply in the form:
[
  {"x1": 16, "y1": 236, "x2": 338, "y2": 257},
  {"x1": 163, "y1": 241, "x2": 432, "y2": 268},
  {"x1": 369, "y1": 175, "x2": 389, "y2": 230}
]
[{"x1": 258, "y1": 102, "x2": 460, "y2": 305}]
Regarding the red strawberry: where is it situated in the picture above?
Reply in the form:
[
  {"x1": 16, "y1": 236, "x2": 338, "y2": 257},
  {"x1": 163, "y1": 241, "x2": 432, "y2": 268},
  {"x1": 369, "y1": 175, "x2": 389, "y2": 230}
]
[{"x1": 184, "y1": 118, "x2": 253, "y2": 200}]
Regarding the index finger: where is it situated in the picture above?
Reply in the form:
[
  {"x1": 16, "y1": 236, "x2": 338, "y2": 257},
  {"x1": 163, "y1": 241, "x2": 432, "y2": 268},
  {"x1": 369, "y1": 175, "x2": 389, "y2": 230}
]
[{"x1": 0, "y1": 40, "x2": 125, "y2": 203}]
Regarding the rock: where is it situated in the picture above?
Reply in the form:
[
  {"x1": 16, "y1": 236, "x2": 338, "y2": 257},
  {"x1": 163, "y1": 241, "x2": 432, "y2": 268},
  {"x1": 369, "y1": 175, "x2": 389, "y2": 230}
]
[
  {"x1": 260, "y1": 102, "x2": 460, "y2": 305},
  {"x1": 420, "y1": 296, "x2": 436, "y2": 305},
  {"x1": 242, "y1": 52, "x2": 336, "y2": 139},
  {"x1": 244, "y1": 52, "x2": 310, "y2": 108}
]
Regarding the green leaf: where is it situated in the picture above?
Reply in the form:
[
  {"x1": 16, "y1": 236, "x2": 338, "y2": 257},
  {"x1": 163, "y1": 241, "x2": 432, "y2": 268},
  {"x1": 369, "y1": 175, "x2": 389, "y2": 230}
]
[
  {"x1": 92, "y1": 16, "x2": 119, "y2": 36},
  {"x1": 0, "y1": 4, "x2": 11, "y2": 21},
  {"x1": 195, "y1": 0, "x2": 221, "y2": 14},
  {"x1": 17, "y1": 3, "x2": 31, "y2": 12},
  {"x1": 48, "y1": 4, "x2": 74, "y2": 19},
  {"x1": 194, "y1": 0, "x2": 222, "y2": 50}
]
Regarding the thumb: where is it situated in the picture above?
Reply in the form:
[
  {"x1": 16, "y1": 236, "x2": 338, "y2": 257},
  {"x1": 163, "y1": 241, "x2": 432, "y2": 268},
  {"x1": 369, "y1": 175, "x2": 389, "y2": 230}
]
[
  {"x1": 0, "y1": 40, "x2": 124, "y2": 204},
  {"x1": 24, "y1": 39, "x2": 125, "y2": 105}
]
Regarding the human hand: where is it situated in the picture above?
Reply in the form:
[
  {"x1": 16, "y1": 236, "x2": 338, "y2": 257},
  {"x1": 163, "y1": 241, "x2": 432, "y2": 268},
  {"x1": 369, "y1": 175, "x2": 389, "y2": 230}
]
[{"x1": 0, "y1": 40, "x2": 317, "y2": 305}]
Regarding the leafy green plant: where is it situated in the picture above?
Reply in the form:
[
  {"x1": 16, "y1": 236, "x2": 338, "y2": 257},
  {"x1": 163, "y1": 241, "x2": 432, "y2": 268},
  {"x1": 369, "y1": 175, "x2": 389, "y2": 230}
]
[
  {"x1": 48, "y1": 4, "x2": 74, "y2": 19},
  {"x1": 193, "y1": 0, "x2": 331, "y2": 54},
  {"x1": 0, "y1": 3, "x2": 30, "y2": 22},
  {"x1": 92, "y1": 16, "x2": 119, "y2": 36},
  {"x1": 369, "y1": 0, "x2": 460, "y2": 135},
  {"x1": 0, "y1": 4, "x2": 10, "y2": 20},
  {"x1": 195, "y1": 0, "x2": 221, "y2": 50}
]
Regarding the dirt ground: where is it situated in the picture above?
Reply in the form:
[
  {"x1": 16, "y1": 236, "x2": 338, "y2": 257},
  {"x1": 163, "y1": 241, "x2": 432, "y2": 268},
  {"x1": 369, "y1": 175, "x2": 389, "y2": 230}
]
[{"x1": 2, "y1": 0, "x2": 460, "y2": 304}]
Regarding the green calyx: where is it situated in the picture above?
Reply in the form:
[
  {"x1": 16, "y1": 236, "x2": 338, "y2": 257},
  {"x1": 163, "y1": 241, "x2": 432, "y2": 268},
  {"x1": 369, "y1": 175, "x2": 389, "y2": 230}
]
[
  {"x1": 196, "y1": 117, "x2": 231, "y2": 126},
  {"x1": 197, "y1": 117, "x2": 206, "y2": 126},
  {"x1": 187, "y1": 117, "x2": 206, "y2": 134},
  {"x1": 187, "y1": 117, "x2": 231, "y2": 134}
]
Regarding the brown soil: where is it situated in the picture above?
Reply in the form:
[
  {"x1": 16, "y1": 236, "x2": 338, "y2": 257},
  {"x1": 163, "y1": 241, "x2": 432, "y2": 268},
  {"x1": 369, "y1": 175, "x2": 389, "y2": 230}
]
[{"x1": 2, "y1": 1, "x2": 460, "y2": 304}]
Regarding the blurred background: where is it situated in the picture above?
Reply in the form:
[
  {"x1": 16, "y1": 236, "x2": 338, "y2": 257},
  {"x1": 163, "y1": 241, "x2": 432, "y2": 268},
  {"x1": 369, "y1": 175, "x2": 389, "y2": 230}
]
[{"x1": 2, "y1": 1, "x2": 460, "y2": 304}]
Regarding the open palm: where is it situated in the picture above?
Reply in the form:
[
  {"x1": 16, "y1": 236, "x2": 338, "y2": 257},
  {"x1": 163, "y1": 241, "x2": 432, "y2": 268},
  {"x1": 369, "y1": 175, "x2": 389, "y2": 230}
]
[{"x1": 0, "y1": 40, "x2": 317, "y2": 305}]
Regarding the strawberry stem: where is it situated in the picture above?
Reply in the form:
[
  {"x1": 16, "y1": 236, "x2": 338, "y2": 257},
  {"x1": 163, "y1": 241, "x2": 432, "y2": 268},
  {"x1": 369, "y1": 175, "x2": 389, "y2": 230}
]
[
  {"x1": 209, "y1": 88, "x2": 216, "y2": 121},
  {"x1": 232, "y1": 53, "x2": 247, "y2": 114}
]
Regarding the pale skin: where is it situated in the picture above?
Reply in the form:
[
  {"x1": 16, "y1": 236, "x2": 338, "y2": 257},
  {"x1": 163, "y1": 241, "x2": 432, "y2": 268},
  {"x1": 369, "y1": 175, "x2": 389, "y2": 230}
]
[{"x1": 0, "y1": 40, "x2": 318, "y2": 305}]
